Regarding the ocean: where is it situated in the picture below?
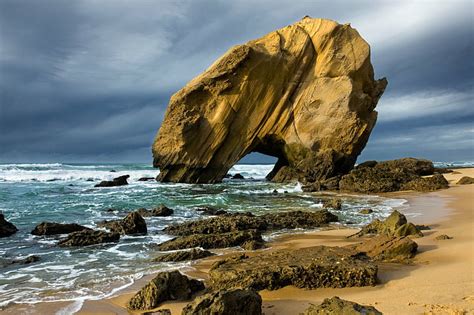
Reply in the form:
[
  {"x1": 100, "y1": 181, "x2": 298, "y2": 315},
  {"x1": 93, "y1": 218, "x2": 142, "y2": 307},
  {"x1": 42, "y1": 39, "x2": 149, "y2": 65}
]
[{"x1": 0, "y1": 161, "x2": 470, "y2": 308}]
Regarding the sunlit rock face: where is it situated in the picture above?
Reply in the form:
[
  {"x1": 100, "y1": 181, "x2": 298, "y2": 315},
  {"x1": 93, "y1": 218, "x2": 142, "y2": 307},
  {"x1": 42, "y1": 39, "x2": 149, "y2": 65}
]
[{"x1": 152, "y1": 17, "x2": 387, "y2": 184}]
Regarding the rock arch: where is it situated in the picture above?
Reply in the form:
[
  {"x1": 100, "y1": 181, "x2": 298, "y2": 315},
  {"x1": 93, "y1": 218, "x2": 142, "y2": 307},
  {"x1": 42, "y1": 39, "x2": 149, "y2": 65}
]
[{"x1": 152, "y1": 17, "x2": 387, "y2": 184}]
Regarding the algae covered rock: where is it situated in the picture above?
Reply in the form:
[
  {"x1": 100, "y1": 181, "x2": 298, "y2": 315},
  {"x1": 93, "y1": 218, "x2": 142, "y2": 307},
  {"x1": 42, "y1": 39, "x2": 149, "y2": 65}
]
[
  {"x1": 127, "y1": 271, "x2": 204, "y2": 310},
  {"x1": 31, "y1": 222, "x2": 91, "y2": 236},
  {"x1": 98, "y1": 211, "x2": 147, "y2": 235},
  {"x1": 58, "y1": 230, "x2": 120, "y2": 247},
  {"x1": 303, "y1": 296, "x2": 382, "y2": 315},
  {"x1": 457, "y1": 176, "x2": 474, "y2": 185},
  {"x1": 209, "y1": 246, "x2": 377, "y2": 291},
  {"x1": 182, "y1": 289, "x2": 262, "y2": 315},
  {"x1": 152, "y1": 17, "x2": 387, "y2": 184},
  {"x1": 0, "y1": 214, "x2": 18, "y2": 237},
  {"x1": 153, "y1": 248, "x2": 215, "y2": 262},
  {"x1": 349, "y1": 235, "x2": 418, "y2": 263}
]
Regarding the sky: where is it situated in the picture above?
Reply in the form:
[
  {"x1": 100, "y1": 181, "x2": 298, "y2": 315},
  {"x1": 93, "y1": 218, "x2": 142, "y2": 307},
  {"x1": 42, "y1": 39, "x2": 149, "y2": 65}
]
[{"x1": 0, "y1": 0, "x2": 472, "y2": 164}]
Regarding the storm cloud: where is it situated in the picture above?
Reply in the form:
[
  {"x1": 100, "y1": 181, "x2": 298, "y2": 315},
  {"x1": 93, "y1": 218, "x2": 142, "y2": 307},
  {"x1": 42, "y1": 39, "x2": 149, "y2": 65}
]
[{"x1": 0, "y1": 0, "x2": 472, "y2": 163}]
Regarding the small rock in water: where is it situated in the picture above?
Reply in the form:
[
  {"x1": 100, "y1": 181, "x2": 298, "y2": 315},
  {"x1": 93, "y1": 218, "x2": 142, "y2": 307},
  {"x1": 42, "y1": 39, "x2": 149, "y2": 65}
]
[
  {"x1": 182, "y1": 289, "x2": 262, "y2": 315},
  {"x1": 323, "y1": 198, "x2": 342, "y2": 210},
  {"x1": 138, "y1": 177, "x2": 155, "y2": 181},
  {"x1": 272, "y1": 189, "x2": 278, "y2": 194},
  {"x1": 359, "y1": 208, "x2": 373, "y2": 215},
  {"x1": 31, "y1": 222, "x2": 91, "y2": 236},
  {"x1": 457, "y1": 176, "x2": 474, "y2": 185},
  {"x1": 1, "y1": 255, "x2": 41, "y2": 268},
  {"x1": 110, "y1": 169, "x2": 117, "y2": 172},
  {"x1": 58, "y1": 230, "x2": 120, "y2": 247},
  {"x1": 232, "y1": 173, "x2": 244, "y2": 180},
  {"x1": 0, "y1": 213, "x2": 18, "y2": 238},
  {"x1": 435, "y1": 234, "x2": 453, "y2": 240},
  {"x1": 194, "y1": 206, "x2": 227, "y2": 216},
  {"x1": 127, "y1": 271, "x2": 204, "y2": 310},
  {"x1": 303, "y1": 296, "x2": 382, "y2": 315},
  {"x1": 137, "y1": 205, "x2": 174, "y2": 217},
  {"x1": 94, "y1": 175, "x2": 130, "y2": 187},
  {"x1": 98, "y1": 211, "x2": 147, "y2": 235}
]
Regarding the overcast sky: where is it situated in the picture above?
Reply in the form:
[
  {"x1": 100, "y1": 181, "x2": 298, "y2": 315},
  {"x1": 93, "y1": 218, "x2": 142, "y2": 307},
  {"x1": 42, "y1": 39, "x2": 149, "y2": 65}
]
[{"x1": 0, "y1": 0, "x2": 472, "y2": 164}]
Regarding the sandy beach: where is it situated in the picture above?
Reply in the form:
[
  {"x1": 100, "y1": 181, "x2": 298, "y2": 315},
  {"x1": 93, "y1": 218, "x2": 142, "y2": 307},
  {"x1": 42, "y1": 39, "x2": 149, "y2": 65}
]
[{"x1": 3, "y1": 168, "x2": 473, "y2": 315}]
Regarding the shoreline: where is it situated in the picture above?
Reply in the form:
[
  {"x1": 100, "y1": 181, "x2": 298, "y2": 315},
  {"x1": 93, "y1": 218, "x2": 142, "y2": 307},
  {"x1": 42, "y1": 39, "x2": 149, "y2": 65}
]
[{"x1": 2, "y1": 169, "x2": 473, "y2": 314}]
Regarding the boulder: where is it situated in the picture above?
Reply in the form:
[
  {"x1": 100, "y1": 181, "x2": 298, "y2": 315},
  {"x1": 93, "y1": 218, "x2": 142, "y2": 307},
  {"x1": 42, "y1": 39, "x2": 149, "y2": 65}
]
[
  {"x1": 0, "y1": 214, "x2": 18, "y2": 237},
  {"x1": 126, "y1": 271, "x2": 204, "y2": 310},
  {"x1": 31, "y1": 222, "x2": 91, "y2": 236},
  {"x1": 349, "y1": 235, "x2": 418, "y2": 263},
  {"x1": 350, "y1": 210, "x2": 423, "y2": 238},
  {"x1": 164, "y1": 210, "x2": 337, "y2": 236},
  {"x1": 152, "y1": 17, "x2": 387, "y2": 184},
  {"x1": 157, "y1": 230, "x2": 264, "y2": 251},
  {"x1": 153, "y1": 248, "x2": 215, "y2": 262},
  {"x1": 94, "y1": 175, "x2": 130, "y2": 187},
  {"x1": 359, "y1": 209, "x2": 373, "y2": 215},
  {"x1": 232, "y1": 174, "x2": 244, "y2": 180},
  {"x1": 401, "y1": 174, "x2": 449, "y2": 192},
  {"x1": 435, "y1": 234, "x2": 453, "y2": 240},
  {"x1": 209, "y1": 246, "x2": 377, "y2": 291},
  {"x1": 339, "y1": 158, "x2": 437, "y2": 193},
  {"x1": 58, "y1": 230, "x2": 120, "y2": 247},
  {"x1": 182, "y1": 289, "x2": 262, "y2": 315},
  {"x1": 98, "y1": 211, "x2": 147, "y2": 235},
  {"x1": 303, "y1": 296, "x2": 382, "y2": 315},
  {"x1": 138, "y1": 205, "x2": 174, "y2": 217},
  {"x1": 322, "y1": 198, "x2": 342, "y2": 210},
  {"x1": 457, "y1": 176, "x2": 474, "y2": 185}
]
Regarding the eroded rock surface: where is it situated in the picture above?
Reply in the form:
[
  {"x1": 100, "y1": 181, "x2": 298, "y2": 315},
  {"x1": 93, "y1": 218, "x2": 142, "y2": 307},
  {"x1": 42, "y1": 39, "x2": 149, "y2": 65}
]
[
  {"x1": 457, "y1": 176, "x2": 474, "y2": 185},
  {"x1": 209, "y1": 246, "x2": 377, "y2": 291},
  {"x1": 127, "y1": 271, "x2": 204, "y2": 310},
  {"x1": 303, "y1": 296, "x2": 382, "y2": 315},
  {"x1": 350, "y1": 210, "x2": 423, "y2": 238},
  {"x1": 153, "y1": 248, "x2": 215, "y2": 262},
  {"x1": 152, "y1": 17, "x2": 387, "y2": 184},
  {"x1": 182, "y1": 289, "x2": 262, "y2": 315},
  {"x1": 349, "y1": 235, "x2": 418, "y2": 263},
  {"x1": 0, "y1": 214, "x2": 18, "y2": 237},
  {"x1": 58, "y1": 230, "x2": 120, "y2": 247},
  {"x1": 98, "y1": 211, "x2": 147, "y2": 235},
  {"x1": 31, "y1": 222, "x2": 91, "y2": 236}
]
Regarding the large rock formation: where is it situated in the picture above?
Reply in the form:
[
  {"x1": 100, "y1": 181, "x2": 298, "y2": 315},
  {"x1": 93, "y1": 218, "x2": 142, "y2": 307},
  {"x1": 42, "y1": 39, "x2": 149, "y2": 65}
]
[{"x1": 152, "y1": 17, "x2": 387, "y2": 183}]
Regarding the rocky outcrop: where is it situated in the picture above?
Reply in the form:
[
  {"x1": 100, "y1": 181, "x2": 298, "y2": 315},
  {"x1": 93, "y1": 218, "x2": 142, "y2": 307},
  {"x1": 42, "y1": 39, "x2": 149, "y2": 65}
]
[
  {"x1": 127, "y1": 271, "x2": 204, "y2": 310},
  {"x1": 457, "y1": 176, "x2": 474, "y2": 185},
  {"x1": 98, "y1": 211, "x2": 147, "y2": 235},
  {"x1": 164, "y1": 210, "x2": 337, "y2": 236},
  {"x1": 94, "y1": 175, "x2": 129, "y2": 187},
  {"x1": 349, "y1": 210, "x2": 423, "y2": 238},
  {"x1": 303, "y1": 296, "x2": 382, "y2": 315},
  {"x1": 0, "y1": 214, "x2": 18, "y2": 237},
  {"x1": 31, "y1": 222, "x2": 91, "y2": 236},
  {"x1": 209, "y1": 246, "x2": 377, "y2": 291},
  {"x1": 349, "y1": 235, "x2": 418, "y2": 263},
  {"x1": 152, "y1": 17, "x2": 387, "y2": 184},
  {"x1": 58, "y1": 230, "x2": 120, "y2": 247},
  {"x1": 182, "y1": 289, "x2": 262, "y2": 315},
  {"x1": 137, "y1": 205, "x2": 174, "y2": 217},
  {"x1": 153, "y1": 248, "x2": 215, "y2": 262},
  {"x1": 339, "y1": 158, "x2": 442, "y2": 193},
  {"x1": 157, "y1": 230, "x2": 264, "y2": 251}
]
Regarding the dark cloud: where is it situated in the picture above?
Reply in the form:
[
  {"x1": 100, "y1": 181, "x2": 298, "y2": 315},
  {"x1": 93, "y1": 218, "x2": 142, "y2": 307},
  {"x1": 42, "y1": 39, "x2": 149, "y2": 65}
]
[{"x1": 0, "y1": 0, "x2": 472, "y2": 163}]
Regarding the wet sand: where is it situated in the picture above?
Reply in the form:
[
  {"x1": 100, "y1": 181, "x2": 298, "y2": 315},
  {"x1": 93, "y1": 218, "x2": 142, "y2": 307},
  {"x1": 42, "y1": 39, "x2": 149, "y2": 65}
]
[{"x1": 3, "y1": 169, "x2": 473, "y2": 315}]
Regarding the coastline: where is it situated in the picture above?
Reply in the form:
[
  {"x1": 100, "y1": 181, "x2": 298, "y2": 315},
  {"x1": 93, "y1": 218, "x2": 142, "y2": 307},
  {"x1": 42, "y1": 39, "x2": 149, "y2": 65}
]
[{"x1": 2, "y1": 169, "x2": 473, "y2": 315}]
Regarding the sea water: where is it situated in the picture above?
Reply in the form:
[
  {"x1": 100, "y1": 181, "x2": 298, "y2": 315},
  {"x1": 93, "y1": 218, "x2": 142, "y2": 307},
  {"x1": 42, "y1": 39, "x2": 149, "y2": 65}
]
[{"x1": 0, "y1": 161, "x2": 466, "y2": 307}]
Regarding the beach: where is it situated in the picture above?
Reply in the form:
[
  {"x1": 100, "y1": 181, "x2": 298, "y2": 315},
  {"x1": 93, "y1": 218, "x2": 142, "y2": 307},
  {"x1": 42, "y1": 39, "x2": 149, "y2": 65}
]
[{"x1": 1, "y1": 168, "x2": 473, "y2": 315}]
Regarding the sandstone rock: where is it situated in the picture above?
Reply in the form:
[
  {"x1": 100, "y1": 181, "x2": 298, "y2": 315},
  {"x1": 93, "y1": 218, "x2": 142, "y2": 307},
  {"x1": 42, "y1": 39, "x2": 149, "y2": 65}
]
[
  {"x1": 138, "y1": 205, "x2": 174, "y2": 217},
  {"x1": 359, "y1": 208, "x2": 373, "y2": 215},
  {"x1": 0, "y1": 214, "x2": 18, "y2": 237},
  {"x1": 349, "y1": 235, "x2": 418, "y2": 263},
  {"x1": 303, "y1": 296, "x2": 382, "y2": 315},
  {"x1": 401, "y1": 174, "x2": 449, "y2": 192},
  {"x1": 127, "y1": 271, "x2": 204, "y2": 310},
  {"x1": 182, "y1": 289, "x2": 262, "y2": 315},
  {"x1": 157, "y1": 230, "x2": 264, "y2": 251},
  {"x1": 302, "y1": 176, "x2": 342, "y2": 192},
  {"x1": 435, "y1": 234, "x2": 453, "y2": 240},
  {"x1": 323, "y1": 198, "x2": 342, "y2": 210},
  {"x1": 350, "y1": 210, "x2": 422, "y2": 238},
  {"x1": 152, "y1": 17, "x2": 387, "y2": 184},
  {"x1": 98, "y1": 211, "x2": 147, "y2": 235},
  {"x1": 153, "y1": 248, "x2": 215, "y2": 262},
  {"x1": 94, "y1": 175, "x2": 129, "y2": 187},
  {"x1": 31, "y1": 222, "x2": 91, "y2": 236},
  {"x1": 58, "y1": 230, "x2": 120, "y2": 247},
  {"x1": 164, "y1": 210, "x2": 337, "y2": 236},
  {"x1": 339, "y1": 158, "x2": 436, "y2": 193},
  {"x1": 209, "y1": 246, "x2": 377, "y2": 291},
  {"x1": 457, "y1": 176, "x2": 474, "y2": 185}
]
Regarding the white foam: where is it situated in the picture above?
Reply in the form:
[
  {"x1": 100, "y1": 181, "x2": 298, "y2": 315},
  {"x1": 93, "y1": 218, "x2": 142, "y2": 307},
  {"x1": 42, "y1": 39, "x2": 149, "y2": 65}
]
[{"x1": 55, "y1": 299, "x2": 84, "y2": 315}]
